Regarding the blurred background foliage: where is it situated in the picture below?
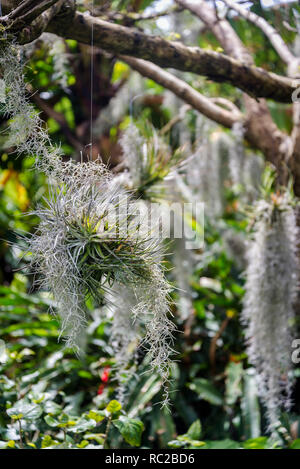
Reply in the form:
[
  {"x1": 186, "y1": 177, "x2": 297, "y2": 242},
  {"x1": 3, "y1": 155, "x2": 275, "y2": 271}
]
[{"x1": 0, "y1": 0, "x2": 300, "y2": 449}]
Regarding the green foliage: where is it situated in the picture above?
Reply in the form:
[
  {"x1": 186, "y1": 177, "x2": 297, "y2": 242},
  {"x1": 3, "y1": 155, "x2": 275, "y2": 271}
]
[
  {"x1": 113, "y1": 416, "x2": 144, "y2": 446},
  {"x1": 0, "y1": 0, "x2": 300, "y2": 450}
]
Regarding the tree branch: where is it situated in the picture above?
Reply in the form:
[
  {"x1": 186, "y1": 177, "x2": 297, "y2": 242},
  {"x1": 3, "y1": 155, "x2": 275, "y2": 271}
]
[
  {"x1": 120, "y1": 55, "x2": 243, "y2": 128},
  {"x1": 175, "y1": 0, "x2": 252, "y2": 64},
  {"x1": 0, "y1": 0, "x2": 68, "y2": 43},
  {"x1": 175, "y1": 0, "x2": 290, "y2": 184},
  {"x1": 31, "y1": 92, "x2": 83, "y2": 153},
  {"x1": 44, "y1": 11, "x2": 296, "y2": 103},
  {"x1": 7, "y1": 0, "x2": 59, "y2": 21},
  {"x1": 92, "y1": 5, "x2": 181, "y2": 25},
  {"x1": 160, "y1": 104, "x2": 191, "y2": 136},
  {"x1": 3, "y1": 0, "x2": 61, "y2": 29},
  {"x1": 221, "y1": 0, "x2": 300, "y2": 187},
  {"x1": 222, "y1": 0, "x2": 300, "y2": 77}
]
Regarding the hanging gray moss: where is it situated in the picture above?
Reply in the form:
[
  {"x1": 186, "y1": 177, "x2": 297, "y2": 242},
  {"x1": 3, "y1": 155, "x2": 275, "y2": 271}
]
[{"x1": 242, "y1": 194, "x2": 299, "y2": 430}]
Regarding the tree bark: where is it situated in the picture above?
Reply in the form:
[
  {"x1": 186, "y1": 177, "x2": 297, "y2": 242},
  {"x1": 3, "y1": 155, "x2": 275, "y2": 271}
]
[
  {"x1": 175, "y1": 0, "x2": 291, "y2": 188},
  {"x1": 120, "y1": 55, "x2": 242, "y2": 128},
  {"x1": 44, "y1": 11, "x2": 296, "y2": 103}
]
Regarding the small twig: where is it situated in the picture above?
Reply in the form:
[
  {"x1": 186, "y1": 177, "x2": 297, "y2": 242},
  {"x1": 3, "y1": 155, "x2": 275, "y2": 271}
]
[
  {"x1": 210, "y1": 97, "x2": 241, "y2": 115},
  {"x1": 160, "y1": 104, "x2": 191, "y2": 136},
  {"x1": 18, "y1": 419, "x2": 24, "y2": 449},
  {"x1": 209, "y1": 316, "x2": 231, "y2": 376},
  {"x1": 92, "y1": 5, "x2": 181, "y2": 24},
  {"x1": 31, "y1": 91, "x2": 83, "y2": 153},
  {"x1": 103, "y1": 415, "x2": 112, "y2": 449}
]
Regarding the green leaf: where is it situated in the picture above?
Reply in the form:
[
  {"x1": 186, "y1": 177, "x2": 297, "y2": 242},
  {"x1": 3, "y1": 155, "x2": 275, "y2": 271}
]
[
  {"x1": 87, "y1": 410, "x2": 106, "y2": 423},
  {"x1": 186, "y1": 419, "x2": 202, "y2": 440},
  {"x1": 243, "y1": 437, "x2": 269, "y2": 449},
  {"x1": 289, "y1": 439, "x2": 300, "y2": 449},
  {"x1": 77, "y1": 440, "x2": 89, "y2": 448},
  {"x1": 106, "y1": 400, "x2": 122, "y2": 414},
  {"x1": 85, "y1": 433, "x2": 105, "y2": 445},
  {"x1": 41, "y1": 435, "x2": 57, "y2": 448},
  {"x1": 43, "y1": 400, "x2": 62, "y2": 416},
  {"x1": 68, "y1": 418, "x2": 96, "y2": 434},
  {"x1": 189, "y1": 440, "x2": 206, "y2": 448},
  {"x1": 113, "y1": 416, "x2": 144, "y2": 447},
  {"x1": 168, "y1": 440, "x2": 186, "y2": 448},
  {"x1": 44, "y1": 415, "x2": 59, "y2": 428},
  {"x1": 7, "y1": 401, "x2": 43, "y2": 421},
  {"x1": 187, "y1": 379, "x2": 223, "y2": 406},
  {"x1": 202, "y1": 439, "x2": 241, "y2": 449}
]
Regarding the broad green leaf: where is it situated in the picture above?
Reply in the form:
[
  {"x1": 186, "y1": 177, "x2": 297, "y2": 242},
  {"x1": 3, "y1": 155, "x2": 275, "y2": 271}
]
[
  {"x1": 189, "y1": 440, "x2": 206, "y2": 448},
  {"x1": 243, "y1": 437, "x2": 269, "y2": 449},
  {"x1": 202, "y1": 439, "x2": 241, "y2": 449},
  {"x1": 290, "y1": 439, "x2": 300, "y2": 449},
  {"x1": 68, "y1": 417, "x2": 96, "y2": 433},
  {"x1": 43, "y1": 400, "x2": 62, "y2": 416},
  {"x1": 41, "y1": 435, "x2": 58, "y2": 448},
  {"x1": 7, "y1": 401, "x2": 43, "y2": 421},
  {"x1": 76, "y1": 440, "x2": 89, "y2": 448},
  {"x1": 44, "y1": 415, "x2": 59, "y2": 428},
  {"x1": 87, "y1": 410, "x2": 106, "y2": 423},
  {"x1": 113, "y1": 416, "x2": 144, "y2": 447},
  {"x1": 168, "y1": 440, "x2": 186, "y2": 448},
  {"x1": 186, "y1": 419, "x2": 202, "y2": 440},
  {"x1": 84, "y1": 433, "x2": 105, "y2": 445},
  {"x1": 187, "y1": 378, "x2": 223, "y2": 406},
  {"x1": 106, "y1": 400, "x2": 122, "y2": 414}
]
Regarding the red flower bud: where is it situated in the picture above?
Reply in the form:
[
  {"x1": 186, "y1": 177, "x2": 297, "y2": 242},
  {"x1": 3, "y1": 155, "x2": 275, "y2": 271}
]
[
  {"x1": 101, "y1": 366, "x2": 110, "y2": 383},
  {"x1": 97, "y1": 383, "x2": 105, "y2": 395}
]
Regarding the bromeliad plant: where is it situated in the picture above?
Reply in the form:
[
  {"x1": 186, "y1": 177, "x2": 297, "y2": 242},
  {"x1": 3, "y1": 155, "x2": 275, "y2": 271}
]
[
  {"x1": 120, "y1": 122, "x2": 185, "y2": 200},
  {"x1": 28, "y1": 159, "x2": 175, "y2": 392},
  {"x1": 0, "y1": 40, "x2": 175, "y2": 400}
]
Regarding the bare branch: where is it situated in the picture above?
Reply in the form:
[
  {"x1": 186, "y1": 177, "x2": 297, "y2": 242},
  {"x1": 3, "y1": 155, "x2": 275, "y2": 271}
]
[
  {"x1": 3, "y1": 0, "x2": 61, "y2": 29},
  {"x1": 20, "y1": 0, "x2": 74, "y2": 44},
  {"x1": 220, "y1": 0, "x2": 300, "y2": 180},
  {"x1": 160, "y1": 104, "x2": 191, "y2": 136},
  {"x1": 175, "y1": 0, "x2": 252, "y2": 64},
  {"x1": 121, "y1": 55, "x2": 243, "y2": 128},
  {"x1": 31, "y1": 91, "x2": 83, "y2": 153},
  {"x1": 222, "y1": 0, "x2": 300, "y2": 77},
  {"x1": 44, "y1": 11, "x2": 297, "y2": 103},
  {"x1": 210, "y1": 97, "x2": 241, "y2": 115},
  {"x1": 92, "y1": 5, "x2": 181, "y2": 24},
  {"x1": 176, "y1": 0, "x2": 289, "y2": 182}
]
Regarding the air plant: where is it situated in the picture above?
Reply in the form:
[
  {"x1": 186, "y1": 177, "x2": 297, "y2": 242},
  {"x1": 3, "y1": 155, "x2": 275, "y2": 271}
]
[
  {"x1": 28, "y1": 160, "x2": 175, "y2": 391},
  {"x1": 0, "y1": 40, "x2": 175, "y2": 402},
  {"x1": 242, "y1": 190, "x2": 299, "y2": 431},
  {"x1": 120, "y1": 122, "x2": 185, "y2": 200}
]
